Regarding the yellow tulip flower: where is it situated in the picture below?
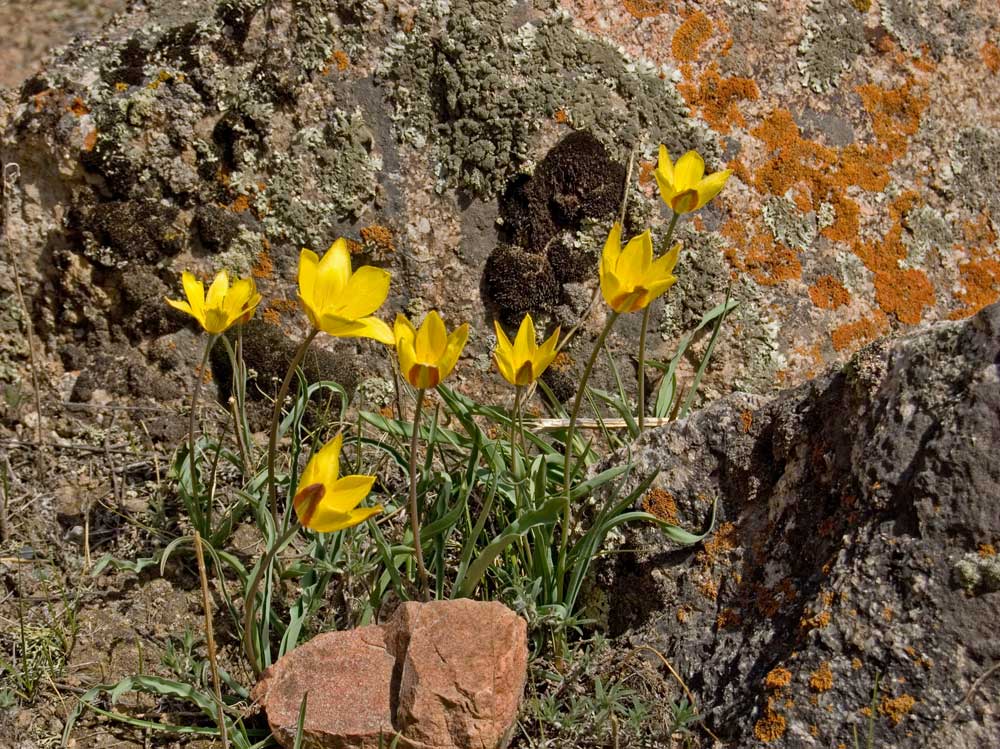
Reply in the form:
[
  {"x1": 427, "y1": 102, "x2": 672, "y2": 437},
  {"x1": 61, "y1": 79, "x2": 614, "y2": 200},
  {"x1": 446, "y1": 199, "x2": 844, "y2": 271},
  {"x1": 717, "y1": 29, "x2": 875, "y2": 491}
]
[
  {"x1": 292, "y1": 433, "x2": 383, "y2": 532},
  {"x1": 298, "y1": 239, "x2": 394, "y2": 344},
  {"x1": 654, "y1": 146, "x2": 731, "y2": 214},
  {"x1": 166, "y1": 270, "x2": 261, "y2": 334},
  {"x1": 394, "y1": 311, "x2": 469, "y2": 389},
  {"x1": 493, "y1": 314, "x2": 561, "y2": 387},
  {"x1": 599, "y1": 223, "x2": 680, "y2": 314}
]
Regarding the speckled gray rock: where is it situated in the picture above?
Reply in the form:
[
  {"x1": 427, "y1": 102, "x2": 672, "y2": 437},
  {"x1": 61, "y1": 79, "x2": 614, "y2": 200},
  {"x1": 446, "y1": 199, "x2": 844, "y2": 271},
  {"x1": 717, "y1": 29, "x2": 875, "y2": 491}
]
[{"x1": 603, "y1": 301, "x2": 1000, "y2": 747}]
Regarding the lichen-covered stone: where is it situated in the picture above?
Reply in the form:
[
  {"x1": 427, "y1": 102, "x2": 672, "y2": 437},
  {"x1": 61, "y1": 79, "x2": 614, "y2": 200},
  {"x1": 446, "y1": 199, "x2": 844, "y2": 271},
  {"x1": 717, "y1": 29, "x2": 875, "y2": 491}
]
[{"x1": 602, "y1": 301, "x2": 1000, "y2": 747}]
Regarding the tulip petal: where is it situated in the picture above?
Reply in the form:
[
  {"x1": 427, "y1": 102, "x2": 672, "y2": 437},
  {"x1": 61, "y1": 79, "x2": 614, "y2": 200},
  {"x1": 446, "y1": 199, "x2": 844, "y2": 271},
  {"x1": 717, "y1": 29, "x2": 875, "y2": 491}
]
[
  {"x1": 644, "y1": 275, "x2": 677, "y2": 304},
  {"x1": 394, "y1": 314, "x2": 416, "y2": 345},
  {"x1": 600, "y1": 265, "x2": 623, "y2": 310},
  {"x1": 651, "y1": 242, "x2": 682, "y2": 278},
  {"x1": 494, "y1": 351, "x2": 516, "y2": 385},
  {"x1": 223, "y1": 278, "x2": 254, "y2": 322},
  {"x1": 493, "y1": 321, "x2": 516, "y2": 385},
  {"x1": 673, "y1": 151, "x2": 705, "y2": 191},
  {"x1": 314, "y1": 239, "x2": 352, "y2": 311},
  {"x1": 601, "y1": 223, "x2": 623, "y2": 272},
  {"x1": 318, "y1": 314, "x2": 394, "y2": 344},
  {"x1": 312, "y1": 504, "x2": 383, "y2": 533},
  {"x1": 181, "y1": 272, "x2": 205, "y2": 318},
  {"x1": 327, "y1": 474, "x2": 377, "y2": 513},
  {"x1": 534, "y1": 327, "x2": 561, "y2": 378},
  {"x1": 165, "y1": 297, "x2": 194, "y2": 317},
  {"x1": 619, "y1": 231, "x2": 653, "y2": 287},
  {"x1": 416, "y1": 311, "x2": 447, "y2": 362},
  {"x1": 657, "y1": 144, "x2": 674, "y2": 184},
  {"x1": 298, "y1": 249, "x2": 320, "y2": 316},
  {"x1": 694, "y1": 169, "x2": 732, "y2": 211},
  {"x1": 512, "y1": 314, "x2": 536, "y2": 366},
  {"x1": 437, "y1": 323, "x2": 469, "y2": 382},
  {"x1": 654, "y1": 168, "x2": 677, "y2": 208},
  {"x1": 205, "y1": 271, "x2": 230, "y2": 311},
  {"x1": 333, "y1": 266, "x2": 391, "y2": 319}
]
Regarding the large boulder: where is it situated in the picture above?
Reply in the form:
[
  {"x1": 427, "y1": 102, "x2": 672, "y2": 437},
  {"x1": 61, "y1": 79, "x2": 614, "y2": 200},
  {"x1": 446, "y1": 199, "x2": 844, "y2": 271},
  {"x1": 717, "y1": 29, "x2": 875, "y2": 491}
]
[{"x1": 603, "y1": 300, "x2": 1000, "y2": 747}]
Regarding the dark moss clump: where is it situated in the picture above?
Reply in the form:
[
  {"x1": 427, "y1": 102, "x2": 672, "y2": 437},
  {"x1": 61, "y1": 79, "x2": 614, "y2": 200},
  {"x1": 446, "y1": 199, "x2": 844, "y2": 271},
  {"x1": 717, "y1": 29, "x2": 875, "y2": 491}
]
[
  {"x1": 499, "y1": 131, "x2": 624, "y2": 252},
  {"x1": 116, "y1": 268, "x2": 179, "y2": 339},
  {"x1": 70, "y1": 345, "x2": 179, "y2": 404},
  {"x1": 482, "y1": 244, "x2": 561, "y2": 326},
  {"x1": 193, "y1": 204, "x2": 258, "y2": 253},
  {"x1": 72, "y1": 199, "x2": 182, "y2": 269}
]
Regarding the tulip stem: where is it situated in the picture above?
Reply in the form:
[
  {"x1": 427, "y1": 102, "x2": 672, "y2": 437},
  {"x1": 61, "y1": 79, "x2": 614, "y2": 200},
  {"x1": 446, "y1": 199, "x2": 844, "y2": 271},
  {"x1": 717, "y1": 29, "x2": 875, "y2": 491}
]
[
  {"x1": 242, "y1": 523, "x2": 300, "y2": 677},
  {"x1": 408, "y1": 388, "x2": 431, "y2": 600},
  {"x1": 193, "y1": 530, "x2": 229, "y2": 748},
  {"x1": 637, "y1": 211, "x2": 679, "y2": 435},
  {"x1": 557, "y1": 310, "x2": 620, "y2": 601},
  {"x1": 188, "y1": 335, "x2": 217, "y2": 532},
  {"x1": 266, "y1": 329, "x2": 319, "y2": 529}
]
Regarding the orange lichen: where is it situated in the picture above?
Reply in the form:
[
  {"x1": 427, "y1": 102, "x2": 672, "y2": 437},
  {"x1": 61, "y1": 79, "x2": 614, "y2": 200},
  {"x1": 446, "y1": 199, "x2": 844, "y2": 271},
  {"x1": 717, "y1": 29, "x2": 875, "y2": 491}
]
[
  {"x1": 879, "y1": 694, "x2": 916, "y2": 726},
  {"x1": 333, "y1": 50, "x2": 349, "y2": 71},
  {"x1": 252, "y1": 250, "x2": 274, "y2": 279},
  {"x1": 621, "y1": 0, "x2": 668, "y2": 19},
  {"x1": 951, "y1": 250, "x2": 1000, "y2": 319},
  {"x1": 740, "y1": 409, "x2": 753, "y2": 433},
  {"x1": 809, "y1": 662, "x2": 834, "y2": 692},
  {"x1": 699, "y1": 578, "x2": 719, "y2": 600},
  {"x1": 345, "y1": 238, "x2": 363, "y2": 255},
  {"x1": 676, "y1": 605, "x2": 691, "y2": 623},
  {"x1": 82, "y1": 129, "x2": 98, "y2": 152},
  {"x1": 754, "y1": 701, "x2": 787, "y2": 742},
  {"x1": 553, "y1": 108, "x2": 569, "y2": 124},
  {"x1": 672, "y1": 12, "x2": 714, "y2": 62},
  {"x1": 852, "y1": 658, "x2": 863, "y2": 671},
  {"x1": 855, "y1": 81, "x2": 929, "y2": 161},
  {"x1": 800, "y1": 609, "x2": 831, "y2": 630},
  {"x1": 637, "y1": 160, "x2": 655, "y2": 186},
  {"x1": 360, "y1": 224, "x2": 396, "y2": 252},
  {"x1": 882, "y1": 607, "x2": 894, "y2": 622},
  {"x1": 979, "y1": 543, "x2": 997, "y2": 558},
  {"x1": 981, "y1": 40, "x2": 1000, "y2": 74},
  {"x1": 642, "y1": 487, "x2": 679, "y2": 524},
  {"x1": 831, "y1": 312, "x2": 890, "y2": 352},
  {"x1": 699, "y1": 522, "x2": 737, "y2": 564},
  {"x1": 678, "y1": 63, "x2": 759, "y2": 134},
  {"x1": 722, "y1": 218, "x2": 802, "y2": 286},
  {"x1": 809, "y1": 275, "x2": 850, "y2": 310},
  {"x1": 68, "y1": 97, "x2": 89, "y2": 116},
  {"x1": 262, "y1": 307, "x2": 282, "y2": 325},
  {"x1": 114, "y1": 82, "x2": 129, "y2": 92},
  {"x1": 765, "y1": 667, "x2": 792, "y2": 690},
  {"x1": 230, "y1": 195, "x2": 251, "y2": 213},
  {"x1": 549, "y1": 351, "x2": 572, "y2": 372}
]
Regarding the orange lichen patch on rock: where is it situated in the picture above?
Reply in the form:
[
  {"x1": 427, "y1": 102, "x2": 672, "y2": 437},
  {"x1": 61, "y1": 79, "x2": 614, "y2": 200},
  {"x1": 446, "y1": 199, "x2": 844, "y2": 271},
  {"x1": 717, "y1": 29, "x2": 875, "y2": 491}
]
[
  {"x1": 68, "y1": 97, "x2": 89, "y2": 116},
  {"x1": 979, "y1": 543, "x2": 997, "y2": 557},
  {"x1": 765, "y1": 667, "x2": 793, "y2": 690},
  {"x1": 852, "y1": 657, "x2": 863, "y2": 671},
  {"x1": 345, "y1": 238, "x2": 364, "y2": 255},
  {"x1": 672, "y1": 11, "x2": 713, "y2": 62},
  {"x1": 114, "y1": 82, "x2": 129, "y2": 92},
  {"x1": 360, "y1": 224, "x2": 396, "y2": 252},
  {"x1": 950, "y1": 250, "x2": 1000, "y2": 319},
  {"x1": 754, "y1": 700, "x2": 787, "y2": 742},
  {"x1": 549, "y1": 351, "x2": 572, "y2": 372},
  {"x1": 809, "y1": 662, "x2": 834, "y2": 692},
  {"x1": 553, "y1": 108, "x2": 569, "y2": 124},
  {"x1": 716, "y1": 608, "x2": 742, "y2": 629},
  {"x1": 621, "y1": 0, "x2": 668, "y2": 19},
  {"x1": 333, "y1": 50, "x2": 349, "y2": 71},
  {"x1": 699, "y1": 578, "x2": 719, "y2": 600},
  {"x1": 879, "y1": 694, "x2": 916, "y2": 726},
  {"x1": 262, "y1": 307, "x2": 282, "y2": 326},
  {"x1": 726, "y1": 157, "x2": 751, "y2": 185},
  {"x1": 82, "y1": 129, "x2": 99, "y2": 152},
  {"x1": 852, "y1": 192, "x2": 936, "y2": 325},
  {"x1": 675, "y1": 605, "x2": 691, "y2": 623},
  {"x1": 981, "y1": 40, "x2": 1000, "y2": 74},
  {"x1": 722, "y1": 218, "x2": 803, "y2": 286},
  {"x1": 809, "y1": 275, "x2": 850, "y2": 310},
  {"x1": 698, "y1": 521, "x2": 738, "y2": 564},
  {"x1": 641, "y1": 487, "x2": 679, "y2": 525},
  {"x1": 678, "y1": 63, "x2": 759, "y2": 135},
  {"x1": 830, "y1": 312, "x2": 890, "y2": 351},
  {"x1": 800, "y1": 609, "x2": 831, "y2": 631},
  {"x1": 740, "y1": 409, "x2": 753, "y2": 433},
  {"x1": 230, "y1": 195, "x2": 251, "y2": 213},
  {"x1": 637, "y1": 159, "x2": 655, "y2": 186},
  {"x1": 252, "y1": 250, "x2": 274, "y2": 279},
  {"x1": 855, "y1": 80, "x2": 929, "y2": 161}
]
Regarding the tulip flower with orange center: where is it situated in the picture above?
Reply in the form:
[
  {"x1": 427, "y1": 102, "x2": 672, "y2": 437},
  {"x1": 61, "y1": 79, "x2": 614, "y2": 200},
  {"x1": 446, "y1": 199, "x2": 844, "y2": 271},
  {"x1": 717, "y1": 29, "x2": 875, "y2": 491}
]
[
  {"x1": 394, "y1": 311, "x2": 469, "y2": 389},
  {"x1": 297, "y1": 239, "x2": 394, "y2": 344},
  {"x1": 292, "y1": 433, "x2": 383, "y2": 533},
  {"x1": 654, "y1": 147, "x2": 731, "y2": 215},
  {"x1": 166, "y1": 270, "x2": 261, "y2": 334},
  {"x1": 493, "y1": 314, "x2": 560, "y2": 387},
  {"x1": 599, "y1": 222, "x2": 681, "y2": 314}
]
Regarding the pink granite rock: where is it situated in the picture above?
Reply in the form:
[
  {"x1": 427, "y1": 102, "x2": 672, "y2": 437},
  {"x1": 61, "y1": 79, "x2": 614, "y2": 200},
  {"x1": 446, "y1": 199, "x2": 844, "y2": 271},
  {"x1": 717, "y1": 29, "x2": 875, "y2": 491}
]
[{"x1": 253, "y1": 599, "x2": 528, "y2": 749}]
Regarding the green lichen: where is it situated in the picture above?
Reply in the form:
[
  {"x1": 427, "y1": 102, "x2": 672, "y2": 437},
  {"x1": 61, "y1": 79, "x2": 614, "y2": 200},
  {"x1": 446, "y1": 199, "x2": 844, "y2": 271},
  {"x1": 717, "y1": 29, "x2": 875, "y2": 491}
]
[
  {"x1": 901, "y1": 205, "x2": 951, "y2": 270},
  {"x1": 379, "y1": 0, "x2": 716, "y2": 196},
  {"x1": 881, "y1": 0, "x2": 975, "y2": 58},
  {"x1": 260, "y1": 108, "x2": 380, "y2": 247},
  {"x1": 950, "y1": 127, "x2": 1000, "y2": 220},
  {"x1": 797, "y1": 0, "x2": 865, "y2": 94},
  {"x1": 952, "y1": 552, "x2": 1000, "y2": 594},
  {"x1": 762, "y1": 196, "x2": 818, "y2": 251}
]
